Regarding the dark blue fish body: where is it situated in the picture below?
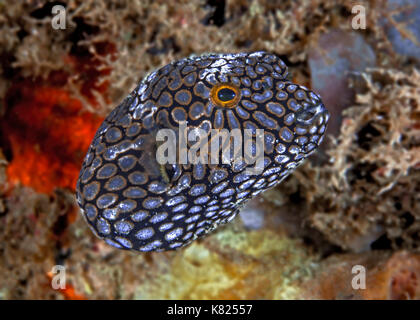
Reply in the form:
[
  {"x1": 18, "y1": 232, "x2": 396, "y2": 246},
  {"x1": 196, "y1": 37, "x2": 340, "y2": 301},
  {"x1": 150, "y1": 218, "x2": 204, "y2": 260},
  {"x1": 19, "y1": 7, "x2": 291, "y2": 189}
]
[{"x1": 75, "y1": 52, "x2": 329, "y2": 252}]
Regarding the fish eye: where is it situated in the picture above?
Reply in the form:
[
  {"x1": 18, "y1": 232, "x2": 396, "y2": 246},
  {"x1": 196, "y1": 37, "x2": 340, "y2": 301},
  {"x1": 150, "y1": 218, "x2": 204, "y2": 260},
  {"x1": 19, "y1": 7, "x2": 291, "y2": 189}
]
[
  {"x1": 217, "y1": 87, "x2": 236, "y2": 102},
  {"x1": 210, "y1": 83, "x2": 240, "y2": 108}
]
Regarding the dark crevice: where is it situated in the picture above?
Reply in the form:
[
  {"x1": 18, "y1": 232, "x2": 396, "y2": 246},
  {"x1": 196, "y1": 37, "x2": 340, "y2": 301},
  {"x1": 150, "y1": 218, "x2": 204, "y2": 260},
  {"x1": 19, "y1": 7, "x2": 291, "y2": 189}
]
[
  {"x1": 202, "y1": 0, "x2": 226, "y2": 27},
  {"x1": 235, "y1": 39, "x2": 253, "y2": 48},
  {"x1": 401, "y1": 212, "x2": 415, "y2": 229},
  {"x1": 17, "y1": 28, "x2": 28, "y2": 41},
  {"x1": 0, "y1": 51, "x2": 17, "y2": 80},
  {"x1": 371, "y1": 233, "x2": 392, "y2": 250},
  {"x1": 336, "y1": 4, "x2": 351, "y2": 18},
  {"x1": 67, "y1": 17, "x2": 100, "y2": 56},
  {"x1": 55, "y1": 247, "x2": 72, "y2": 266},
  {"x1": 30, "y1": 1, "x2": 67, "y2": 19},
  {"x1": 302, "y1": 231, "x2": 344, "y2": 259},
  {"x1": 289, "y1": 190, "x2": 304, "y2": 204},
  {"x1": 356, "y1": 122, "x2": 382, "y2": 151},
  {"x1": 0, "y1": 134, "x2": 12, "y2": 163},
  {"x1": 347, "y1": 162, "x2": 379, "y2": 185}
]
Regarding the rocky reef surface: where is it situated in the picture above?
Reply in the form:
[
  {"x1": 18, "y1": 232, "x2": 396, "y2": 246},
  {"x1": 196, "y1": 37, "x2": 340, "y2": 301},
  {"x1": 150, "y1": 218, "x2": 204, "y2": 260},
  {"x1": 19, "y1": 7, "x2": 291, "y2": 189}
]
[{"x1": 0, "y1": 0, "x2": 419, "y2": 299}]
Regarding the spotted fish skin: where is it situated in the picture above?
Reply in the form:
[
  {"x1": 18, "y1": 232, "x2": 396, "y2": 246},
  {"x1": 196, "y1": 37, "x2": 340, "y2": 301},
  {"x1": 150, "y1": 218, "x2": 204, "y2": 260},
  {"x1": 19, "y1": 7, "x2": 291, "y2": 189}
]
[{"x1": 75, "y1": 51, "x2": 329, "y2": 252}]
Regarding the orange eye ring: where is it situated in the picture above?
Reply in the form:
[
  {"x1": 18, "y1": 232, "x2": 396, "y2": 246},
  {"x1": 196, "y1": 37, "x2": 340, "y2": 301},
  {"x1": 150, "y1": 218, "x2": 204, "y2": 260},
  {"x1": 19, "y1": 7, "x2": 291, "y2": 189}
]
[{"x1": 210, "y1": 83, "x2": 241, "y2": 108}]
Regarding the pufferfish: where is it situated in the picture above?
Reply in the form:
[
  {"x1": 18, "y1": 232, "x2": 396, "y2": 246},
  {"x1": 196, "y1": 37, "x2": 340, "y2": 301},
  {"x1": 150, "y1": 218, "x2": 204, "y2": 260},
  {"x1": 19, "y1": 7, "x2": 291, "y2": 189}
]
[{"x1": 75, "y1": 51, "x2": 329, "y2": 252}]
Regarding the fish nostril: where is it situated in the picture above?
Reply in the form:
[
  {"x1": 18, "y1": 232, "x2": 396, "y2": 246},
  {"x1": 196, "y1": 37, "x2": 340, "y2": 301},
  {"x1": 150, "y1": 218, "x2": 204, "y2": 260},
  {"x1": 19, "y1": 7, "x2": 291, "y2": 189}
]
[
  {"x1": 307, "y1": 102, "x2": 327, "y2": 115},
  {"x1": 296, "y1": 103, "x2": 327, "y2": 124},
  {"x1": 296, "y1": 110, "x2": 313, "y2": 122}
]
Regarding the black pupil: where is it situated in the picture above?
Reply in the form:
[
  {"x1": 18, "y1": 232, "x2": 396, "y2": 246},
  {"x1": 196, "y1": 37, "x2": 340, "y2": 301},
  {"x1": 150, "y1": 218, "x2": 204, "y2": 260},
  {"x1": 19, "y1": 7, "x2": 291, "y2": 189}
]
[{"x1": 217, "y1": 88, "x2": 236, "y2": 102}]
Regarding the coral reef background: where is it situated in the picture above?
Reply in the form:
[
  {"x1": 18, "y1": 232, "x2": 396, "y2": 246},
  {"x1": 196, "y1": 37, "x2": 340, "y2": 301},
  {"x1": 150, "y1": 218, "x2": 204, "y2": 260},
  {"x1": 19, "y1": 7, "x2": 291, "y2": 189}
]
[{"x1": 0, "y1": 0, "x2": 419, "y2": 299}]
